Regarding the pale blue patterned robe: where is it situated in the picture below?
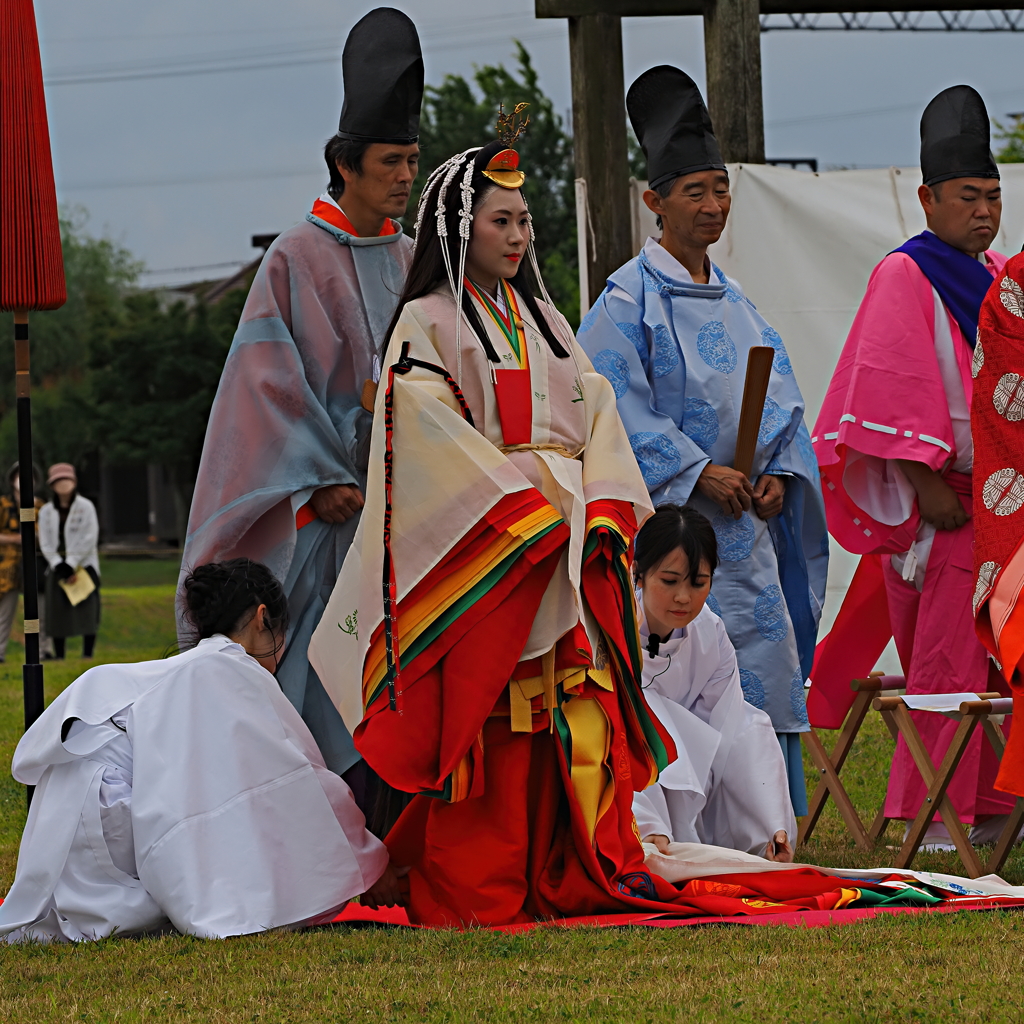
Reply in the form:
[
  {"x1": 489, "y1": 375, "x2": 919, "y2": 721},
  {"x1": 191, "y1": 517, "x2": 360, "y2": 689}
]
[{"x1": 579, "y1": 238, "x2": 827, "y2": 741}]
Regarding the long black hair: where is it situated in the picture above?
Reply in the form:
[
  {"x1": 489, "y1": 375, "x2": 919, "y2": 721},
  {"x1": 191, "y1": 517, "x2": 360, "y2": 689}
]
[
  {"x1": 385, "y1": 140, "x2": 569, "y2": 362},
  {"x1": 633, "y1": 503, "x2": 719, "y2": 584}
]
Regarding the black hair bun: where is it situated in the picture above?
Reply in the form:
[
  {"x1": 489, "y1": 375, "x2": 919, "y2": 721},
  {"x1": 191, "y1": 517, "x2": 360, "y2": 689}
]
[{"x1": 181, "y1": 558, "x2": 288, "y2": 645}]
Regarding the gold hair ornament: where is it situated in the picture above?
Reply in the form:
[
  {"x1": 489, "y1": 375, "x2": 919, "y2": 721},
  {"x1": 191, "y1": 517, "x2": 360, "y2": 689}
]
[
  {"x1": 483, "y1": 103, "x2": 530, "y2": 189},
  {"x1": 496, "y1": 102, "x2": 530, "y2": 146}
]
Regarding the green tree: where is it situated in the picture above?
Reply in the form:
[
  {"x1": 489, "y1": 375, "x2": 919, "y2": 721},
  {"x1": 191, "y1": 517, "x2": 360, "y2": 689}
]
[
  {"x1": 994, "y1": 114, "x2": 1024, "y2": 163},
  {"x1": 627, "y1": 126, "x2": 647, "y2": 180},
  {"x1": 414, "y1": 44, "x2": 580, "y2": 324},
  {"x1": 0, "y1": 210, "x2": 142, "y2": 472},
  {"x1": 0, "y1": 216, "x2": 244, "y2": 542},
  {"x1": 89, "y1": 291, "x2": 244, "y2": 541}
]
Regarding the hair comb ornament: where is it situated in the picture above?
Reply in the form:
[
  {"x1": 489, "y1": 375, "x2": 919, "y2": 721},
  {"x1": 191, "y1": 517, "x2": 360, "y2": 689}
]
[
  {"x1": 496, "y1": 102, "x2": 530, "y2": 146},
  {"x1": 484, "y1": 103, "x2": 529, "y2": 188}
]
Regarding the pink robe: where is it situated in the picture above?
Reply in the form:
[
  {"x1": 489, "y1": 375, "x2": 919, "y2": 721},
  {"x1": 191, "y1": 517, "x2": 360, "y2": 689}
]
[{"x1": 813, "y1": 248, "x2": 1012, "y2": 822}]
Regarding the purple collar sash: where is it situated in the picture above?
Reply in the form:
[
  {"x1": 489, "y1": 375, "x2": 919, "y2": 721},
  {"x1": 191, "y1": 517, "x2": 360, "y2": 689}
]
[{"x1": 892, "y1": 231, "x2": 994, "y2": 348}]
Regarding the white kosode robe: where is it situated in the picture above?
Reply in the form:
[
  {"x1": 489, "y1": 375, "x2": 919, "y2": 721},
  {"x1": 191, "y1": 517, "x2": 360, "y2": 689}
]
[
  {"x1": 633, "y1": 605, "x2": 797, "y2": 856},
  {"x1": 0, "y1": 637, "x2": 388, "y2": 942}
]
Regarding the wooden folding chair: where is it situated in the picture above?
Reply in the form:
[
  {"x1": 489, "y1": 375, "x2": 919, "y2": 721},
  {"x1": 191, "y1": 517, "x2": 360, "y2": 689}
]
[
  {"x1": 871, "y1": 693, "x2": 1024, "y2": 877},
  {"x1": 799, "y1": 673, "x2": 905, "y2": 850}
]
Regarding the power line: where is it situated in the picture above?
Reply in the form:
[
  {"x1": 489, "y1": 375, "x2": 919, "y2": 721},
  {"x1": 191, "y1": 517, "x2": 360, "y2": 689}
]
[
  {"x1": 41, "y1": 11, "x2": 532, "y2": 47},
  {"x1": 60, "y1": 166, "x2": 323, "y2": 192},
  {"x1": 767, "y1": 85, "x2": 1023, "y2": 128},
  {"x1": 42, "y1": 22, "x2": 561, "y2": 87}
]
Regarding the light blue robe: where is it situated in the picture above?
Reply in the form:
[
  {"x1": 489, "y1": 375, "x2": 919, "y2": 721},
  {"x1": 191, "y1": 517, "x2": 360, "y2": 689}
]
[
  {"x1": 181, "y1": 211, "x2": 411, "y2": 776},
  {"x1": 579, "y1": 238, "x2": 827, "y2": 745}
]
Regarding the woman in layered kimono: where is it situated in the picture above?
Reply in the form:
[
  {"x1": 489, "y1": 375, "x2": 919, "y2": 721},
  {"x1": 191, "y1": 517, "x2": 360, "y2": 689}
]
[
  {"x1": 309, "y1": 121, "x2": 698, "y2": 926},
  {"x1": 630, "y1": 504, "x2": 796, "y2": 860},
  {"x1": 0, "y1": 559, "x2": 395, "y2": 943}
]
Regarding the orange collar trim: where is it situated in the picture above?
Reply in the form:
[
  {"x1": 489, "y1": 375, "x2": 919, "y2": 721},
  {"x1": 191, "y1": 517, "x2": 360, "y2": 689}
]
[{"x1": 310, "y1": 197, "x2": 398, "y2": 237}]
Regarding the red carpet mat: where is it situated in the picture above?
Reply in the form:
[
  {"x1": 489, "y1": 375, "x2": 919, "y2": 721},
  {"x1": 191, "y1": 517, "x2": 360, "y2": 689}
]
[{"x1": 333, "y1": 897, "x2": 1024, "y2": 932}]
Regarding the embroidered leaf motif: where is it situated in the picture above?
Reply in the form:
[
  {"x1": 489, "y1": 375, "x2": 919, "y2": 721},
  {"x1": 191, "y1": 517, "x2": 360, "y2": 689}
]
[
  {"x1": 572, "y1": 379, "x2": 585, "y2": 403},
  {"x1": 982, "y1": 468, "x2": 1024, "y2": 516},
  {"x1": 972, "y1": 337, "x2": 985, "y2": 378},
  {"x1": 993, "y1": 373, "x2": 1024, "y2": 422},
  {"x1": 1000, "y1": 276, "x2": 1024, "y2": 319},
  {"x1": 974, "y1": 560, "x2": 1000, "y2": 612},
  {"x1": 338, "y1": 610, "x2": 358, "y2": 638}
]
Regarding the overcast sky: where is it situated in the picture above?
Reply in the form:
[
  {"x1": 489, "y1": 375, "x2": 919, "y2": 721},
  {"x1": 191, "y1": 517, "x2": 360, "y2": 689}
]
[{"x1": 36, "y1": 0, "x2": 1024, "y2": 286}]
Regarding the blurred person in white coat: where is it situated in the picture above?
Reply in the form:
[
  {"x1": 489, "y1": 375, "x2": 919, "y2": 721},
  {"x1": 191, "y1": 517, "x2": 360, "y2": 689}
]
[
  {"x1": 39, "y1": 463, "x2": 100, "y2": 660},
  {"x1": 0, "y1": 558, "x2": 400, "y2": 943},
  {"x1": 632, "y1": 504, "x2": 797, "y2": 861}
]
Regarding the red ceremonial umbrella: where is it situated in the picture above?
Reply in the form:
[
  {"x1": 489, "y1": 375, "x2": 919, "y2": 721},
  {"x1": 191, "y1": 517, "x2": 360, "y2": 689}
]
[{"x1": 0, "y1": 0, "x2": 67, "y2": 789}]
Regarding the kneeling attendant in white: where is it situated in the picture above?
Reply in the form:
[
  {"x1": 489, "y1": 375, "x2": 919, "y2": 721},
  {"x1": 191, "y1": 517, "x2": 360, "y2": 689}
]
[
  {"x1": 632, "y1": 504, "x2": 797, "y2": 860},
  {"x1": 0, "y1": 559, "x2": 396, "y2": 942}
]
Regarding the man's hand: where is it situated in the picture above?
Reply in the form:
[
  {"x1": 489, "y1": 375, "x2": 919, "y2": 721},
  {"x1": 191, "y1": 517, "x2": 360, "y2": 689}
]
[
  {"x1": 642, "y1": 834, "x2": 672, "y2": 855},
  {"x1": 752, "y1": 474, "x2": 786, "y2": 520},
  {"x1": 696, "y1": 464, "x2": 753, "y2": 519},
  {"x1": 360, "y1": 864, "x2": 405, "y2": 909},
  {"x1": 895, "y1": 460, "x2": 968, "y2": 531},
  {"x1": 310, "y1": 484, "x2": 364, "y2": 524}
]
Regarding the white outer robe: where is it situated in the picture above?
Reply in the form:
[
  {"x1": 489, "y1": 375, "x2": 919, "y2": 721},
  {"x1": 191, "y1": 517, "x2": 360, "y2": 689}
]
[
  {"x1": 632, "y1": 605, "x2": 797, "y2": 856},
  {"x1": 0, "y1": 637, "x2": 388, "y2": 942}
]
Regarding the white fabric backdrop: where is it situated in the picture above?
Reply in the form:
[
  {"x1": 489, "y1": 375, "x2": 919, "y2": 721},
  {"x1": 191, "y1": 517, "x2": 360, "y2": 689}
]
[{"x1": 608, "y1": 165, "x2": 1024, "y2": 656}]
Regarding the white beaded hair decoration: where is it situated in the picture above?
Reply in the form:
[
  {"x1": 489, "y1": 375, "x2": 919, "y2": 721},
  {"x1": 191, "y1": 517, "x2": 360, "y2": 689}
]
[
  {"x1": 410, "y1": 129, "x2": 564, "y2": 381},
  {"x1": 413, "y1": 147, "x2": 480, "y2": 382}
]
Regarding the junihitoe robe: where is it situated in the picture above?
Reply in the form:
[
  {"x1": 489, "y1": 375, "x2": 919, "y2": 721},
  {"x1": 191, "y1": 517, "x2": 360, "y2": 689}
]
[
  {"x1": 310, "y1": 281, "x2": 682, "y2": 925},
  {"x1": 633, "y1": 605, "x2": 797, "y2": 855},
  {"x1": 813, "y1": 235, "x2": 1011, "y2": 822},
  {"x1": 0, "y1": 637, "x2": 388, "y2": 942},
  {"x1": 181, "y1": 195, "x2": 411, "y2": 775},
  {"x1": 578, "y1": 237, "x2": 828, "y2": 813}
]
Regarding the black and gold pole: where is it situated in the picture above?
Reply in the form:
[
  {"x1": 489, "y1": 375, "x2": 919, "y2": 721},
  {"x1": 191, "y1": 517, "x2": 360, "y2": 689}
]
[{"x1": 14, "y1": 312, "x2": 44, "y2": 806}]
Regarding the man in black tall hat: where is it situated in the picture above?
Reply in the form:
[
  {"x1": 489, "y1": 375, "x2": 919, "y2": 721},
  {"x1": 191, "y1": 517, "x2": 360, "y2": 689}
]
[
  {"x1": 181, "y1": 8, "x2": 423, "y2": 781},
  {"x1": 579, "y1": 66, "x2": 828, "y2": 834},
  {"x1": 814, "y1": 85, "x2": 1010, "y2": 848}
]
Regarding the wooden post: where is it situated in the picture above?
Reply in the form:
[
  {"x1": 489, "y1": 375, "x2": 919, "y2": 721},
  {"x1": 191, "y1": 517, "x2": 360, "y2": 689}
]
[
  {"x1": 702, "y1": 0, "x2": 765, "y2": 163},
  {"x1": 568, "y1": 13, "x2": 633, "y2": 308}
]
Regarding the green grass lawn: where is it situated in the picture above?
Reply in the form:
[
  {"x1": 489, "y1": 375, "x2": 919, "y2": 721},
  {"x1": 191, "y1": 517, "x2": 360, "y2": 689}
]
[{"x1": 1, "y1": 577, "x2": 1023, "y2": 1022}]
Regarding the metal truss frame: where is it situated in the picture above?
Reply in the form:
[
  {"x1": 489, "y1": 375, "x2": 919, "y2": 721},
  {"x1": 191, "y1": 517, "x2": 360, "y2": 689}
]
[{"x1": 760, "y1": 9, "x2": 1024, "y2": 28}]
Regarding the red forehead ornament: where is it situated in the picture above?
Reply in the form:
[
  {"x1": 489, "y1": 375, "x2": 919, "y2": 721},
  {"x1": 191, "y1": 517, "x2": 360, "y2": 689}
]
[{"x1": 482, "y1": 148, "x2": 525, "y2": 189}]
